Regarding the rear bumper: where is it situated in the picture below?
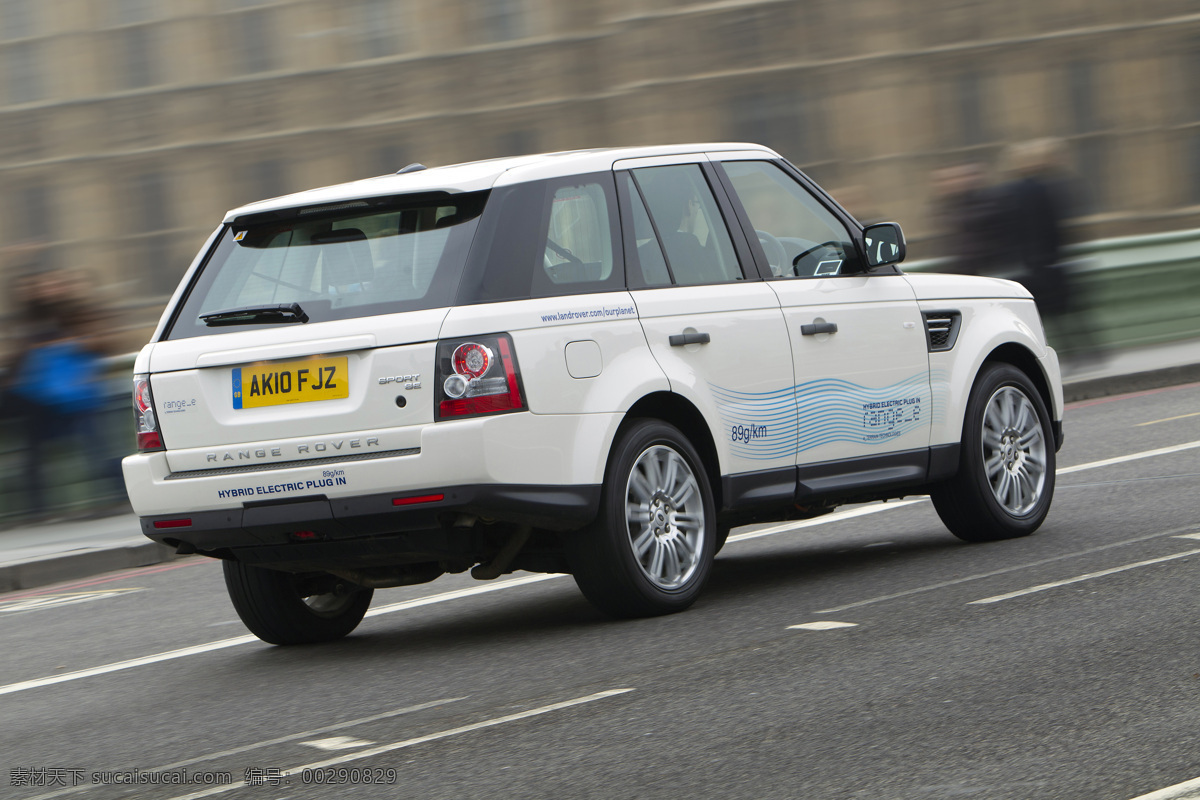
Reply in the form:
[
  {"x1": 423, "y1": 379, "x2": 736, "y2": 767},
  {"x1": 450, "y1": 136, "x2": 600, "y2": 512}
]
[
  {"x1": 123, "y1": 411, "x2": 623, "y2": 517},
  {"x1": 142, "y1": 482, "x2": 600, "y2": 555}
]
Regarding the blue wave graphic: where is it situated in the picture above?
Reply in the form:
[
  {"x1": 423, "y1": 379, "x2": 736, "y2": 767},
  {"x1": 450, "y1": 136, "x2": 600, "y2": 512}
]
[
  {"x1": 709, "y1": 384, "x2": 798, "y2": 460},
  {"x1": 710, "y1": 374, "x2": 931, "y2": 459}
]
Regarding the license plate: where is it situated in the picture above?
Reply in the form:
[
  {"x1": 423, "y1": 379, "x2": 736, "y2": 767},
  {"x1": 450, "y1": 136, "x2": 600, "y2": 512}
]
[{"x1": 233, "y1": 356, "x2": 349, "y2": 409}]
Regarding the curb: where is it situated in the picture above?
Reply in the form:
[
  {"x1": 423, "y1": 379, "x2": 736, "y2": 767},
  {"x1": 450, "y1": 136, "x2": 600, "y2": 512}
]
[
  {"x1": 0, "y1": 541, "x2": 178, "y2": 594},
  {"x1": 1064, "y1": 362, "x2": 1200, "y2": 403}
]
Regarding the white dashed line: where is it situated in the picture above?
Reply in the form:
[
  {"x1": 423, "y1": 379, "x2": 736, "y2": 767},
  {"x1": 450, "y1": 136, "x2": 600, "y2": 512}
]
[
  {"x1": 725, "y1": 501, "x2": 925, "y2": 545},
  {"x1": 968, "y1": 548, "x2": 1200, "y2": 605},
  {"x1": 1057, "y1": 440, "x2": 1200, "y2": 475},
  {"x1": 0, "y1": 575, "x2": 561, "y2": 697},
  {"x1": 301, "y1": 736, "x2": 376, "y2": 751},
  {"x1": 816, "y1": 524, "x2": 1200, "y2": 614},
  {"x1": 1126, "y1": 776, "x2": 1200, "y2": 800},
  {"x1": 4, "y1": 442, "x2": 1197, "y2": 697},
  {"x1": 22, "y1": 698, "x2": 464, "y2": 800},
  {"x1": 788, "y1": 621, "x2": 858, "y2": 631},
  {"x1": 164, "y1": 689, "x2": 635, "y2": 800},
  {"x1": 0, "y1": 589, "x2": 145, "y2": 614}
]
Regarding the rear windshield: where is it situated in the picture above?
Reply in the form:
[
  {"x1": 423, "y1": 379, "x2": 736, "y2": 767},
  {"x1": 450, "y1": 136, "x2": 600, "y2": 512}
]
[{"x1": 164, "y1": 191, "x2": 486, "y2": 340}]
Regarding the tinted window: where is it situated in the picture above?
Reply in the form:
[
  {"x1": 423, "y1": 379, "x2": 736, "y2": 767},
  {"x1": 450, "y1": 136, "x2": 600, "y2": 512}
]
[
  {"x1": 622, "y1": 174, "x2": 670, "y2": 287},
  {"x1": 461, "y1": 172, "x2": 623, "y2": 304},
  {"x1": 540, "y1": 181, "x2": 616, "y2": 288},
  {"x1": 629, "y1": 164, "x2": 742, "y2": 285},
  {"x1": 721, "y1": 160, "x2": 856, "y2": 278},
  {"x1": 165, "y1": 192, "x2": 485, "y2": 339}
]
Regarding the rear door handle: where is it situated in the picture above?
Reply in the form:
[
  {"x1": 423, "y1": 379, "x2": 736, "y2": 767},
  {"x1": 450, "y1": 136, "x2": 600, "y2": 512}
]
[
  {"x1": 800, "y1": 322, "x2": 838, "y2": 336},
  {"x1": 669, "y1": 332, "x2": 711, "y2": 347}
]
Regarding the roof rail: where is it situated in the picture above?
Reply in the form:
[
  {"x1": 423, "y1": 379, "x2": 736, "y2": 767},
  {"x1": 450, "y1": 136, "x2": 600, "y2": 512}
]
[{"x1": 396, "y1": 163, "x2": 427, "y2": 175}]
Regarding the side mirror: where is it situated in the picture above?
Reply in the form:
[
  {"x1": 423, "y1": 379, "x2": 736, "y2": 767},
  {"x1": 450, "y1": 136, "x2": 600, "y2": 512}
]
[{"x1": 862, "y1": 222, "x2": 906, "y2": 268}]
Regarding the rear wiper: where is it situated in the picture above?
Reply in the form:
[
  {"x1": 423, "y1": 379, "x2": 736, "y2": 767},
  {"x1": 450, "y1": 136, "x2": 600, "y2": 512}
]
[{"x1": 200, "y1": 303, "x2": 310, "y2": 327}]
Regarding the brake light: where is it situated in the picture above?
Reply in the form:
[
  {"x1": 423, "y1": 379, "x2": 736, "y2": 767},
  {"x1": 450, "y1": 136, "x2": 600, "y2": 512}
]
[
  {"x1": 436, "y1": 334, "x2": 526, "y2": 420},
  {"x1": 133, "y1": 374, "x2": 164, "y2": 452}
]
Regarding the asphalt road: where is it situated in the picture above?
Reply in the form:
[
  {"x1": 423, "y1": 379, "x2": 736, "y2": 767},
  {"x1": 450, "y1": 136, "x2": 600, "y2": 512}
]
[{"x1": 2, "y1": 382, "x2": 1199, "y2": 800}]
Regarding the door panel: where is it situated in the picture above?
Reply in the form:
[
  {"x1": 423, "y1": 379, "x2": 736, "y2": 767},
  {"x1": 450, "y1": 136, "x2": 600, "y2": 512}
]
[
  {"x1": 618, "y1": 162, "x2": 798, "y2": 478},
  {"x1": 771, "y1": 275, "x2": 932, "y2": 464},
  {"x1": 713, "y1": 158, "x2": 932, "y2": 466},
  {"x1": 633, "y1": 284, "x2": 797, "y2": 475}
]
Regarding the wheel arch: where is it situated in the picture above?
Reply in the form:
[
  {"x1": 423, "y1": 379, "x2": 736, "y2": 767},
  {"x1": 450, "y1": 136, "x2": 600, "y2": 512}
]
[
  {"x1": 983, "y1": 343, "x2": 1053, "y2": 417},
  {"x1": 621, "y1": 391, "x2": 724, "y2": 511}
]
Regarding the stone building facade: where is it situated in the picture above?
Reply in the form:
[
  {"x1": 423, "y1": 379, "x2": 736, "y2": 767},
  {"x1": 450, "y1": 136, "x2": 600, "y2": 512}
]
[{"x1": 1, "y1": 0, "x2": 1199, "y2": 342}]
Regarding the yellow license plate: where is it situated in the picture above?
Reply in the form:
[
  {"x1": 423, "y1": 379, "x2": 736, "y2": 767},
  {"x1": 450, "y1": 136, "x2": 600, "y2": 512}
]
[{"x1": 233, "y1": 356, "x2": 349, "y2": 409}]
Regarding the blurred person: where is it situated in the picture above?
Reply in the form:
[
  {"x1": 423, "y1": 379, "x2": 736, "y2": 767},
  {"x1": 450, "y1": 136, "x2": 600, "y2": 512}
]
[
  {"x1": 0, "y1": 257, "x2": 125, "y2": 521},
  {"x1": 998, "y1": 138, "x2": 1103, "y2": 367},
  {"x1": 928, "y1": 162, "x2": 1009, "y2": 277}
]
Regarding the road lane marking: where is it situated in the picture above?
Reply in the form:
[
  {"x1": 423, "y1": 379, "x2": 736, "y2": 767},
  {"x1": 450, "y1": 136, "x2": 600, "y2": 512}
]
[
  {"x1": 788, "y1": 621, "x2": 858, "y2": 630},
  {"x1": 1177, "y1": 534, "x2": 1200, "y2": 541},
  {"x1": 0, "y1": 635, "x2": 258, "y2": 696},
  {"x1": 0, "y1": 588, "x2": 144, "y2": 614},
  {"x1": 968, "y1": 547, "x2": 1200, "y2": 605},
  {"x1": 5, "y1": 439, "x2": 1198, "y2": 695},
  {"x1": 23, "y1": 698, "x2": 465, "y2": 800},
  {"x1": 0, "y1": 575, "x2": 564, "y2": 697},
  {"x1": 726, "y1": 501, "x2": 926, "y2": 545},
  {"x1": 1059, "y1": 474, "x2": 1200, "y2": 489},
  {"x1": 1136, "y1": 411, "x2": 1200, "y2": 427},
  {"x1": 816, "y1": 524, "x2": 1200, "y2": 614},
  {"x1": 1057, "y1": 439, "x2": 1200, "y2": 475},
  {"x1": 0, "y1": 561, "x2": 202, "y2": 603},
  {"x1": 1127, "y1": 776, "x2": 1200, "y2": 800},
  {"x1": 301, "y1": 736, "x2": 376, "y2": 751},
  {"x1": 164, "y1": 689, "x2": 635, "y2": 800},
  {"x1": 364, "y1": 573, "x2": 562, "y2": 619}
]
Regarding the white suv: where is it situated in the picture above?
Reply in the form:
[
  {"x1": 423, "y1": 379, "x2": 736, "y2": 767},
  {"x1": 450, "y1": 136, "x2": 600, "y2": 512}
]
[{"x1": 124, "y1": 143, "x2": 1064, "y2": 644}]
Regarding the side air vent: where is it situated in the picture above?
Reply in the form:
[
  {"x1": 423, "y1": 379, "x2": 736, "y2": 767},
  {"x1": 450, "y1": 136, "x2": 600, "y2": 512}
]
[{"x1": 923, "y1": 310, "x2": 962, "y2": 352}]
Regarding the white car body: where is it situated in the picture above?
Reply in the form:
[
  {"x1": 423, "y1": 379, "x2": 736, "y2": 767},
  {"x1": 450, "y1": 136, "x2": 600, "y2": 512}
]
[{"x1": 122, "y1": 143, "x2": 1063, "y2": 641}]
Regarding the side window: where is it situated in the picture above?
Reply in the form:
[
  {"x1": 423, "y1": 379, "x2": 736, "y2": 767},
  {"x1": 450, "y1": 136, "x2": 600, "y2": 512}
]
[
  {"x1": 623, "y1": 174, "x2": 670, "y2": 287},
  {"x1": 541, "y1": 182, "x2": 614, "y2": 287},
  {"x1": 464, "y1": 173, "x2": 623, "y2": 304},
  {"x1": 629, "y1": 164, "x2": 743, "y2": 286},
  {"x1": 722, "y1": 160, "x2": 857, "y2": 278}
]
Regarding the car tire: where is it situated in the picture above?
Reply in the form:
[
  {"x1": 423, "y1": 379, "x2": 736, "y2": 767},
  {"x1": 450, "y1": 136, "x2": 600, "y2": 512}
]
[
  {"x1": 223, "y1": 561, "x2": 374, "y2": 645},
  {"x1": 931, "y1": 362, "x2": 1056, "y2": 542},
  {"x1": 714, "y1": 523, "x2": 731, "y2": 555},
  {"x1": 567, "y1": 419, "x2": 716, "y2": 618}
]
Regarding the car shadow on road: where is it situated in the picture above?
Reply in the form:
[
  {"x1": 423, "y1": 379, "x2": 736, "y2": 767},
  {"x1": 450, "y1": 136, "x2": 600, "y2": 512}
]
[
  {"x1": 225, "y1": 530, "x2": 971, "y2": 664},
  {"x1": 704, "y1": 530, "x2": 965, "y2": 605}
]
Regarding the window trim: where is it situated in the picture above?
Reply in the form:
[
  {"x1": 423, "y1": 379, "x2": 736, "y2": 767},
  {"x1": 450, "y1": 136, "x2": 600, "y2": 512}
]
[
  {"x1": 529, "y1": 173, "x2": 624, "y2": 298},
  {"x1": 616, "y1": 161, "x2": 761, "y2": 290},
  {"x1": 454, "y1": 172, "x2": 626, "y2": 306},
  {"x1": 620, "y1": 171, "x2": 676, "y2": 287},
  {"x1": 712, "y1": 158, "x2": 894, "y2": 280}
]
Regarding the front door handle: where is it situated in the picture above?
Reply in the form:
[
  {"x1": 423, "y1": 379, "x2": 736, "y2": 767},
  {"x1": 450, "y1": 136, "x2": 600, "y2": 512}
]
[
  {"x1": 669, "y1": 332, "x2": 711, "y2": 347},
  {"x1": 800, "y1": 322, "x2": 838, "y2": 336}
]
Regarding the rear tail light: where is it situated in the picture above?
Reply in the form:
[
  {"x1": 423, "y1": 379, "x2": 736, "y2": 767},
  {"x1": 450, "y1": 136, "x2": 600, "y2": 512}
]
[
  {"x1": 133, "y1": 374, "x2": 164, "y2": 452},
  {"x1": 435, "y1": 333, "x2": 526, "y2": 420}
]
